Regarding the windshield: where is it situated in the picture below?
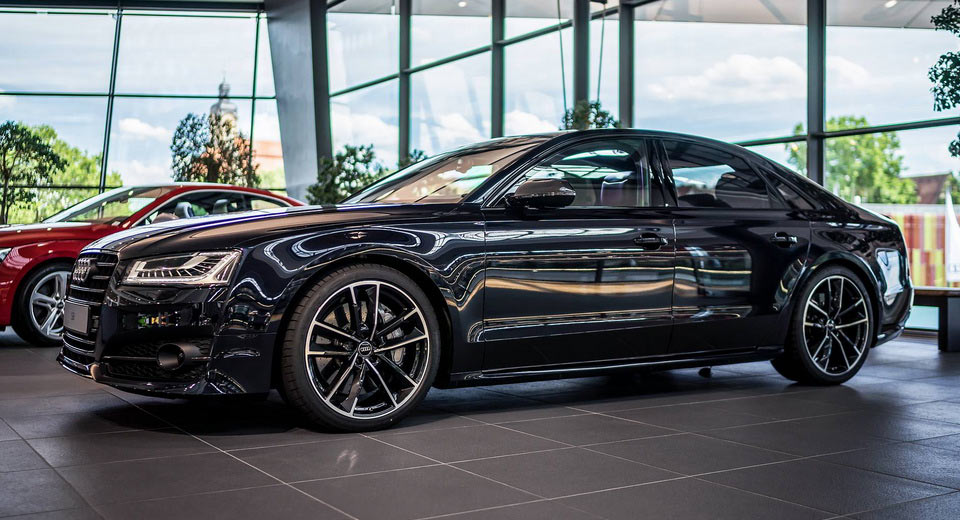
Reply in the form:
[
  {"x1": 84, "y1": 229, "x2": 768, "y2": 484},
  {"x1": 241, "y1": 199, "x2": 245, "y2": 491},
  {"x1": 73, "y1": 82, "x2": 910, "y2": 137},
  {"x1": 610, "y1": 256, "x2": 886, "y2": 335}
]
[
  {"x1": 43, "y1": 186, "x2": 177, "y2": 224},
  {"x1": 345, "y1": 137, "x2": 546, "y2": 204}
]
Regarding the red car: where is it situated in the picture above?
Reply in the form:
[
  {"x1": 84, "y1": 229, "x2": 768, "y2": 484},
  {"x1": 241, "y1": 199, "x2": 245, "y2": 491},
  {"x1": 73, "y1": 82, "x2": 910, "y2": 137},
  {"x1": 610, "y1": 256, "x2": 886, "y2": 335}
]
[{"x1": 0, "y1": 184, "x2": 302, "y2": 346}]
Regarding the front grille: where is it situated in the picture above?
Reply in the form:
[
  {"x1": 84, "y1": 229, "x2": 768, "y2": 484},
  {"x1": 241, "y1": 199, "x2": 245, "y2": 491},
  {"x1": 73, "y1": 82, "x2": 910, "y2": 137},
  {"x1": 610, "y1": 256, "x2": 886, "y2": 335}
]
[
  {"x1": 63, "y1": 252, "x2": 118, "y2": 354},
  {"x1": 102, "y1": 338, "x2": 212, "y2": 383}
]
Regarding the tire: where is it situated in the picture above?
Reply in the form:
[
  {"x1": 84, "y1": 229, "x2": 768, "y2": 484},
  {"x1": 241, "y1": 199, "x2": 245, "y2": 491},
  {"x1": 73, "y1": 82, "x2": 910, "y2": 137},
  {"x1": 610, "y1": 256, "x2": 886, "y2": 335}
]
[
  {"x1": 279, "y1": 264, "x2": 441, "y2": 432},
  {"x1": 772, "y1": 265, "x2": 873, "y2": 385},
  {"x1": 12, "y1": 262, "x2": 72, "y2": 347}
]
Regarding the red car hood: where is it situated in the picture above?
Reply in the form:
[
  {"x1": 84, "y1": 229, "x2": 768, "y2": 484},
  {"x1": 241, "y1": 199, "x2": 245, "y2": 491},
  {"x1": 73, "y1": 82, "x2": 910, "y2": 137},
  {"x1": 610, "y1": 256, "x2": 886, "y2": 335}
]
[{"x1": 0, "y1": 222, "x2": 119, "y2": 248}]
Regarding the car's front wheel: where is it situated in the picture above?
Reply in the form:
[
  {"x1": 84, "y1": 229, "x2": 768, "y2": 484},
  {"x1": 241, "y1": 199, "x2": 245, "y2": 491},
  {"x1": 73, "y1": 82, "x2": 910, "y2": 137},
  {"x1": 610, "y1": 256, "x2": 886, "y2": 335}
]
[
  {"x1": 279, "y1": 264, "x2": 440, "y2": 431},
  {"x1": 12, "y1": 262, "x2": 72, "y2": 347},
  {"x1": 772, "y1": 265, "x2": 873, "y2": 384}
]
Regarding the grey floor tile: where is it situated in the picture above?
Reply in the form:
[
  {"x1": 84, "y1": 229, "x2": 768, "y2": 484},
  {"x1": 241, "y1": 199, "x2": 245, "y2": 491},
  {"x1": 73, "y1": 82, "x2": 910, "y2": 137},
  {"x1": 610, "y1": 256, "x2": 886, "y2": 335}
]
[
  {"x1": 58, "y1": 452, "x2": 275, "y2": 505},
  {"x1": 703, "y1": 459, "x2": 952, "y2": 515},
  {"x1": 800, "y1": 411, "x2": 960, "y2": 442},
  {"x1": 454, "y1": 447, "x2": 680, "y2": 498},
  {"x1": 5, "y1": 407, "x2": 168, "y2": 439},
  {"x1": 501, "y1": 413, "x2": 676, "y2": 446},
  {"x1": 0, "y1": 469, "x2": 86, "y2": 517},
  {"x1": 8, "y1": 507, "x2": 103, "y2": 520},
  {"x1": 558, "y1": 476, "x2": 828, "y2": 520},
  {"x1": 232, "y1": 436, "x2": 432, "y2": 481},
  {"x1": 820, "y1": 443, "x2": 960, "y2": 489},
  {"x1": 28, "y1": 428, "x2": 216, "y2": 467},
  {"x1": 892, "y1": 400, "x2": 960, "y2": 425},
  {"x1": 589, "y1": 433, "x2": 795, "y2": 475},
  {"x1": 854, "y1": 491, "x2": 960, "y2": 519},
  {"x1": 0, "y1": 439, "x2": 48, "y2": 472},
  {"x1": 915, "y1": 433, "x2": 960, "y2": 452},
  {"x1": 610, "y1": 403, "x2": 771, "y2": 431},
  {"x1": 441, "y1": 500, "x2": 600, "y2": 520},
  {"x1": 377, "y1": 424, "x2": 565, "y2": 462},
  {"x1": 704, "y1": 417, "x2": 890, "y2": 456},
  {"x1": 296, "y1": 465, "x2": 535, "y2": 520},
  {"x1": 96, "y1": 484, "x2": 350, "y2": 520},
  {"x1": 435, "y1": 395, "x2": 581, "y2": 424},
  {"x1": 710, "y1": 394, "x2": 857, "y2": 420},
  {"x1": 0, "y1": 374, "x2": 102, "y2": 401},
  {"x1": 0, "y1": 418, "x2": 19, "y2": 441},
  {"x1": 0, "y1": 392, "x2": 130, "y2": 420}
]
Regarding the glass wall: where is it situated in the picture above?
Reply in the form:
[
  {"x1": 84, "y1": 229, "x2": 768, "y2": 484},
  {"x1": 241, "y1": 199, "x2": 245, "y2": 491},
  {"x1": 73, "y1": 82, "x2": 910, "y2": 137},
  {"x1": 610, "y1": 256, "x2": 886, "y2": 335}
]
[{"x1": 0, "y1": 7, "x2": 281, "y2": 224}]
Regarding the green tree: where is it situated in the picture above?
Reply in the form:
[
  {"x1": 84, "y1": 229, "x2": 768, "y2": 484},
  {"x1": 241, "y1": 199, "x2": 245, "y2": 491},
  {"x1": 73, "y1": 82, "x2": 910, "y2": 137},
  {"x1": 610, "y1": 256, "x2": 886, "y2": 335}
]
[
  {"x1": 398, "y1": 149, "x2": 428, "y2": 169},
  {"x1": 307, "y1": 144, "x2": 384, "y2": 204},
  {"x1": 171, "y1": 113, "x2": 259, "y2": 187},
  {"x1": 930, "y1": 1, "x2": 960, "y2": 157},
  {"x1": 561, "y1": 100, "x2": 620, "y2": 130},
  {"x1": 0, "y1": 121, "x2": 66, "y2": 224},
  {"x1": 786, "y1": 116, "x2": 917, "y2": 204}
]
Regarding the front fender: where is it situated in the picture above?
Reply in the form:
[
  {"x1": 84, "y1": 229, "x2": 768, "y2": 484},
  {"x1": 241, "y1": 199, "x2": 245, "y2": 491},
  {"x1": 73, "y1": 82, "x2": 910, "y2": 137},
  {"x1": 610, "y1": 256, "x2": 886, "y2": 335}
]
[
  {"x1": 219, "y1": 220, "x2": 486, "y2": 377},
  {"x1": 0, "y1": 241, "x2": 84, "y2": 324}
]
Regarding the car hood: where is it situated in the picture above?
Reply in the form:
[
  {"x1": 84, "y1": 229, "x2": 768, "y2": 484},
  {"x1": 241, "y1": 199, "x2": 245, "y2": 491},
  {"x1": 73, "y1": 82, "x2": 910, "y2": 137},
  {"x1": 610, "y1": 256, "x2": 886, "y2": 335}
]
[
  {"x1": 0, "y1": 221, "x2": 117, "y2": 248},
  {"x1": 87, "y1": 204, "x2": 458, "y2": 259}
]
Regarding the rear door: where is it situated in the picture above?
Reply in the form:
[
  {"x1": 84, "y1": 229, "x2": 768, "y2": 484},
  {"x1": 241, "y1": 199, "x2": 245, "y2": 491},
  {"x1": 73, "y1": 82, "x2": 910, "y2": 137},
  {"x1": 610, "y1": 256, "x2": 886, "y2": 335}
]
[
  {"x1": 481, "y1": 137, "x2": 676, "y2": 370},
  {"x1": 653, "y1": 137, "x2": 812, "y2": 354}
]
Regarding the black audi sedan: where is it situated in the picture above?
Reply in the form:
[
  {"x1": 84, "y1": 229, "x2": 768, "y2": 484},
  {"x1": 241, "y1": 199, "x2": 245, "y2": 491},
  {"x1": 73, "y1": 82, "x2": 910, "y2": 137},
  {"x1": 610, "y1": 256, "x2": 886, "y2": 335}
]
[{"x1": 58, "y1": 129, "x2": 912, "y2": 431}]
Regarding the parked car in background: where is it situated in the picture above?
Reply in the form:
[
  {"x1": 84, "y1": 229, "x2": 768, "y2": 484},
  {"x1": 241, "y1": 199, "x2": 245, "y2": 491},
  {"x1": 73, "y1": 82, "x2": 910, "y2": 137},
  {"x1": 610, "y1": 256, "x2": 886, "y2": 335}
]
[
  {"x1": 0, "y1": 184, "x2": 301, "y2": 346},
  {"x1": 58, "y1": 130, "x2": 911, "y2": 432}
]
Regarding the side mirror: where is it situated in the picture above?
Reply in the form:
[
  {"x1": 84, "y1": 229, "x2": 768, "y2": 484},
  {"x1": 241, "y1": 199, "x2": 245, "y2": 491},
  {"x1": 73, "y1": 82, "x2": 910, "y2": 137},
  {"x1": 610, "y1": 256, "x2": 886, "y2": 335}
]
[{"x1": 505, "y1": 178, "x2": 576, "y2": 209}]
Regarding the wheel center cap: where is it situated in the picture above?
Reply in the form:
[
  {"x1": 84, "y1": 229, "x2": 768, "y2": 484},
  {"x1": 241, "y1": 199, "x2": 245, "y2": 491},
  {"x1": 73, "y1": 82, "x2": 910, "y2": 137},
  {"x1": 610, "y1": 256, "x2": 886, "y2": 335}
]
[{"x1": 357, "y1": 341, "x2": 374, "y2": 357}]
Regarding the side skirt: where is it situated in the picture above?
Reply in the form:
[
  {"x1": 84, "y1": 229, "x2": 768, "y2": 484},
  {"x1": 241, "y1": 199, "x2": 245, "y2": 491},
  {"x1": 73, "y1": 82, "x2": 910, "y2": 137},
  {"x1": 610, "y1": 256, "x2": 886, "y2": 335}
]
[{"x1": 439, "y1": 346, "x2": 784, "y2": 388}]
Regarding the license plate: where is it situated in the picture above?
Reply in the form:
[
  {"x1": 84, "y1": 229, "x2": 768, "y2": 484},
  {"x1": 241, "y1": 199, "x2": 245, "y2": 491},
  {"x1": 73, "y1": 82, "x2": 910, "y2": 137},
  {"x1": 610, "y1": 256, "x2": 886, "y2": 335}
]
[{"x1": 63, "y1": 301, "x2": 90, "y2": 335}]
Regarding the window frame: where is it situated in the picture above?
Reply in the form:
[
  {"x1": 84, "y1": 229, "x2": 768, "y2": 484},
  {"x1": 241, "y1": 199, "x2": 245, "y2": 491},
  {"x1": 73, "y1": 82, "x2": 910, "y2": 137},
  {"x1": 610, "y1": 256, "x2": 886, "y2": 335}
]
[
  {"x1": 652, "y1": 136, "x2": 789, "y2": 211},
  {"x1": 486, "y1": 136, "x2": 669, "y2": 210}
]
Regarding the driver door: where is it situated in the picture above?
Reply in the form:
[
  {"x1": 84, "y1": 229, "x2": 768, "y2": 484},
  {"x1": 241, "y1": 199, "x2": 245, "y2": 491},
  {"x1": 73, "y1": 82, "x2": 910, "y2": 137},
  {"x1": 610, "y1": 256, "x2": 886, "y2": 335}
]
[{"x1": 480, "y1": 138, "x2": 676, "y2": 371}]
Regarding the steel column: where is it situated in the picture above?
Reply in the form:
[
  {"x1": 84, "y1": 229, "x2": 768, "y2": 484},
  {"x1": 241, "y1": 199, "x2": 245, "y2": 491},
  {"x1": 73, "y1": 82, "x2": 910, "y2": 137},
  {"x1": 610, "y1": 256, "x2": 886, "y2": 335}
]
[
  {"x1": 618, "y1": 1, "x2": 634, "y2": 127},
  {"x1": 807, "y1": 0, "x2": 826, "y2": 184},
  {"x1": 572, "y1": 0, "x2": 590, "y2": 106},
  {"x1": 98, "y1": 7, "x2": 122, "y2": 193},
  {"x1": 491, "y1": 0, "x2": 505, "y2": 138},
  {"x1": 399, "y1": 0, "x2": 411, "y2": 162}
]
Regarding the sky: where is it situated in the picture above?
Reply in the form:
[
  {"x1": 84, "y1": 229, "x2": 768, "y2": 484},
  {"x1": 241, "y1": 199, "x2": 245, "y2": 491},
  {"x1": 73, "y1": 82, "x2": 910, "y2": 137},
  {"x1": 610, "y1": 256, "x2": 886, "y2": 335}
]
[{"x1": 2, "y1": 9, "x2": 960, "y2": 186}]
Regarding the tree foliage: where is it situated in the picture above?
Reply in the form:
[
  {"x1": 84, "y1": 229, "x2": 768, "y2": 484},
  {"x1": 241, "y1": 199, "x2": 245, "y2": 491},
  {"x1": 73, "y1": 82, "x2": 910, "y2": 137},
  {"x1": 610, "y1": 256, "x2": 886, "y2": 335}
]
[
  {"x1": 0, "y1": 121, "x2": 66, "y2": 224},
  {"x1": 398, "y1": 149, "x2": 428, "y2": 169},
  {"x1": 930, "y1": 1, "x2": 960, "y2": 157},
  {"x1": 787, "y1": 116, "x2": 917, "y2": 204},
  {"x1": 307, "y1": 144, "x2": 384, "y2": 204},
  {"x1": 561, "y1": 100, "x2": 620, "y2": 131},
  {"x1": 170, "y1": 113, "x2": 259, "y2": 187}
]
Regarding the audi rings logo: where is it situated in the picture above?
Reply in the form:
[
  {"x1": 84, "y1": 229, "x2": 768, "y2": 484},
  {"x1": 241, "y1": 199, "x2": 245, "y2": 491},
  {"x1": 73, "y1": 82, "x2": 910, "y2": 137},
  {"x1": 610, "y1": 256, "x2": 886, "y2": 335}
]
[{"x1": 72, "y1": 257, "x2": 95, "y2": 284}]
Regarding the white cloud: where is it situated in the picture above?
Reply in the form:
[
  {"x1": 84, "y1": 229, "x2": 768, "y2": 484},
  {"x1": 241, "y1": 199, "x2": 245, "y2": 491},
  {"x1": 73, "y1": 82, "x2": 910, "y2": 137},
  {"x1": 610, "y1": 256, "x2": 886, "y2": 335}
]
[
  {"x1": 330, "y1": 107, "x2": 399, "y2": 166},
  {"x1": 826, "y1": 55, "x2": 871, "y2": 88},
  {"x1": 252, "y1": 111, "x2": 281, "y2": 141},
  {"x1": 504, "y1": 110, "x2": 557, "y2": 135},
  {"x1": 647, "y1": 54, "x2": 805, "y2": 103},
  {"x1": 117, "y1": 118, "x2": 170, "y2": 141},
  {"x1": 112, "y1": 159, "x2": 170, "y2": 186}
]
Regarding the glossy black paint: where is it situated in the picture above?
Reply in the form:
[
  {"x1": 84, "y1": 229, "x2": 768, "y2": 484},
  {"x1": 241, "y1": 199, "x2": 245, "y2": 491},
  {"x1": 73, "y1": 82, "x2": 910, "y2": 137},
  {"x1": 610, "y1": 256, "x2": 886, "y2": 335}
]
[{"x1": 58, "y1": 129, "x2": 913, "y2": 396}]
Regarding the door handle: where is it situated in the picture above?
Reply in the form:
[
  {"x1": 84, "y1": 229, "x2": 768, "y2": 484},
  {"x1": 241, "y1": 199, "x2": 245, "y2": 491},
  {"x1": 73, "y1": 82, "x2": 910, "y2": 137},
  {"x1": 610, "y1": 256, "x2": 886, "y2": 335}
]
[
  {"x1": 771, "y1": 232, "x2": 799, "y2": 247},
  {"x1": 634, "y1": 233, "x2": 668, "y2": 250}
]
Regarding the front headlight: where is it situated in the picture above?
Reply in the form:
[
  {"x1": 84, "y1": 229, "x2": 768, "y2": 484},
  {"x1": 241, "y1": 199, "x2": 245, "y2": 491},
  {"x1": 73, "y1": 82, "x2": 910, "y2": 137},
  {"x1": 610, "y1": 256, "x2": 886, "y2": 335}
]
[
  {"x1": 123, "y1": 251, "x2": 241, "y2": 286},
  {"x1": 0, "y1": 248, "x2": 10, "y2": 263}
]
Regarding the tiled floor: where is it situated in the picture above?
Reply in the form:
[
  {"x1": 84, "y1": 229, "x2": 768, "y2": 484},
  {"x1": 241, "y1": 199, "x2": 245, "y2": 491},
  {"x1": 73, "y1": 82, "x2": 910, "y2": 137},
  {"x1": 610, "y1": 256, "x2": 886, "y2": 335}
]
[{"x1": 1, "y1": 330, "x2": 960, "y2": 519}]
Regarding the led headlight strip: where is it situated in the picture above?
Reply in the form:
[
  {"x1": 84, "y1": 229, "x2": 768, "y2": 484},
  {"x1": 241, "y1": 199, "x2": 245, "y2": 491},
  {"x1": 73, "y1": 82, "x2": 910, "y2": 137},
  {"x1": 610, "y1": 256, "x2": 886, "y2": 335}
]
[{"x1": 123, "y1": 250, "x2": 241, "y2": 286}]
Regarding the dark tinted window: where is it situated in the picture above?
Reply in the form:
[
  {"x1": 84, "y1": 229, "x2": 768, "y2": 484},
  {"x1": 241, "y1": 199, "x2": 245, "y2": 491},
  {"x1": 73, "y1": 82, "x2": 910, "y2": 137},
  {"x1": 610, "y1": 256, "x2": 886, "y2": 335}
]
[
  {"x1": 662, "y1": 140, "x2": 771, "y2": 209},
  {"x1": 767, "y1": 174, "x2": 814, "y2": 210},
  {"x1": 506, "y1": 140, "x2": 652, "y2": 208}
]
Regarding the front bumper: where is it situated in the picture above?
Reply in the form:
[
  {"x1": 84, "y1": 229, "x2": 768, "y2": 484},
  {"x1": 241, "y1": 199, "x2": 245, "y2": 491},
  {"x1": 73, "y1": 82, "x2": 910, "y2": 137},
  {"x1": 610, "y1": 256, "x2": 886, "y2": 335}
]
[{"x1": 59, "y1": 331, "x2": 277, "y2": 396}]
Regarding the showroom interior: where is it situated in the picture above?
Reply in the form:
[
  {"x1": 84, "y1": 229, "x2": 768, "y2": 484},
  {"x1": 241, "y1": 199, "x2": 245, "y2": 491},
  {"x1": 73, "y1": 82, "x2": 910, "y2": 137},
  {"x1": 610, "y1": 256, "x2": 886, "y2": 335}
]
[{"x1": 2, "y1": 0, "x2": 960, "y2": 518}]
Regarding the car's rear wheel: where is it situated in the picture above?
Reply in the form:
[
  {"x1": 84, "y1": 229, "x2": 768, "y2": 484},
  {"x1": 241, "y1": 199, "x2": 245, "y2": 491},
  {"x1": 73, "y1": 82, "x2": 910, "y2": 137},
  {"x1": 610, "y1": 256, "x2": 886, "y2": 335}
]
[
  {"x1": 279, "y1": 264, "x2": 440, "y2": 431},
  {"x1": 12, "y1": 262, "x2": 72, "y2": 347},
  {"x1": 772, "y1": 266, "x2": 873, "y2": 384}
]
